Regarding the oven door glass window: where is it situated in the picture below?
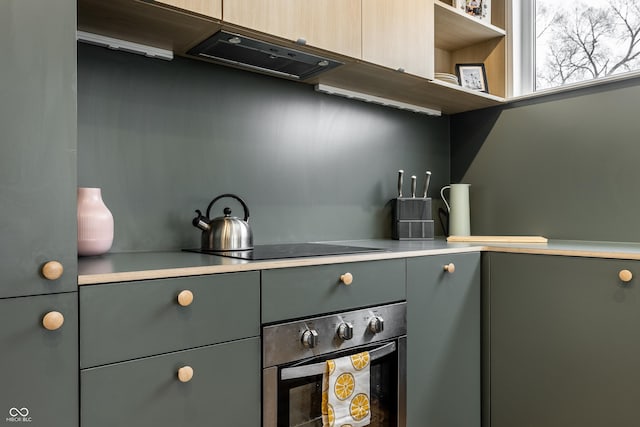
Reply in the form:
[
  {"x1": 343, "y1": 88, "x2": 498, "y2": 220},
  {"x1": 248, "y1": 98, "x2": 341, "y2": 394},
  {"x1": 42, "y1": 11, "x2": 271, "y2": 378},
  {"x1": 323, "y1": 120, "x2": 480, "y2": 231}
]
[{"x1": 278, "y1": 342, "x2": 399, "y2": 427}]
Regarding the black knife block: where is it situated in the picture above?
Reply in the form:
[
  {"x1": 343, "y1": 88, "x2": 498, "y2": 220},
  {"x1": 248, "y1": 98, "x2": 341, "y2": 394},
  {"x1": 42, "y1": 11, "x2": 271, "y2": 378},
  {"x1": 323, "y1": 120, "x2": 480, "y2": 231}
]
[{"x1": 391, "y1": 197, "x2": 434, "y2": 240}]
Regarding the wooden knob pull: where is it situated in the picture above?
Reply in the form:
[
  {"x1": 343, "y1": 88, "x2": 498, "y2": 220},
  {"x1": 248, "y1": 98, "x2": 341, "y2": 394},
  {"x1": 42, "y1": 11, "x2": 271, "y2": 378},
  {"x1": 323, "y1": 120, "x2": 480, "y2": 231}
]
[
  {"x1": 443, "y1": 263, "x2": 455, "y2": 273},
  {"x1": 177, "y1": 290, "x2": 194, "y2": 307},
  {"x1": 619, "y1": 269, "x2": 633, "y2": 283},
  {"x1": 340, "y1": 272, "x2": 353, "y2": 285},
  {"x1": 42, "y1": 261, "x2": 64, "y2": 280},
  {"x1": 42, "y1": 311, "x2": 64, "y2": 331},
  {"x1": 177, "y1": 366, "x2": 194, "y2": 383}
]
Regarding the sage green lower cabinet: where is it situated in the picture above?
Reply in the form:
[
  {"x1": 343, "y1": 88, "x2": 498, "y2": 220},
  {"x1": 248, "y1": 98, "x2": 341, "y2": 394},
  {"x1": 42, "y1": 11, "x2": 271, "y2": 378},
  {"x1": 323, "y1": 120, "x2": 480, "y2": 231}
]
[
  {"x1": 81, "y1": 337, "x2": 260, "y2": 427},
  {"x1": 406, "y1": 252, "x2": 481, "y2": 427},
  {"x1": 0, "y1": 293, "x2": 78, "y2": 427},
  {"x1": 262, "y1": 259, "x2": 405, "y2": 323},
  {"x1": 80, "y1": 272, "x2": 260, "y2": 368},
  {"x1": 488, "y1": 253, "x2": 640, "y2": 427}
]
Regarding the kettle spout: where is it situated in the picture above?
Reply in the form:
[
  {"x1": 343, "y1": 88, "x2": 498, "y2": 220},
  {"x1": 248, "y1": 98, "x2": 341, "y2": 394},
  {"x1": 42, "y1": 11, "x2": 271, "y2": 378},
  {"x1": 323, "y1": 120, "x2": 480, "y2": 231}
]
[{"x1": 192, "y1": 209, "x2": 211, "y2": 232}]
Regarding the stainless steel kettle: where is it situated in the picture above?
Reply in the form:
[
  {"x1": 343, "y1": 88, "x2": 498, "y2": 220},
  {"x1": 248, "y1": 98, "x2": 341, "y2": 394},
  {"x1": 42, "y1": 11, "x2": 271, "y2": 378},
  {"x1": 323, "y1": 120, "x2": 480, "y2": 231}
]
[{"x1": 192, "y1": 194, "x2": 253, "y2": 251}]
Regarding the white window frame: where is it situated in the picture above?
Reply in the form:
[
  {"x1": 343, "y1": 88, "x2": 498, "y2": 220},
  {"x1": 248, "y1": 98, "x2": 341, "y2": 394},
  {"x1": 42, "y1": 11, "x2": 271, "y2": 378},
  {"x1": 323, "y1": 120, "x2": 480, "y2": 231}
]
[{"x1": 509, "y1": 0, "x2": 535, "y2": 97}]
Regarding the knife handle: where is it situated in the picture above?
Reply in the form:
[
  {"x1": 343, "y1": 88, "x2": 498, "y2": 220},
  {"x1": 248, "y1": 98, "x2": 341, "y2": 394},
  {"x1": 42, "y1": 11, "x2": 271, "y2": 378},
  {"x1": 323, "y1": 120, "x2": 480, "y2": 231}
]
[
  {"x1": 397, "y1": 170, "x2": 404, "y2": 198},
  {"x1": 423, "y1": 171, "x2": 431, "y2": 198},
  {"x1": 411, "y1": 175, "x2": 417, "y2": 198}
]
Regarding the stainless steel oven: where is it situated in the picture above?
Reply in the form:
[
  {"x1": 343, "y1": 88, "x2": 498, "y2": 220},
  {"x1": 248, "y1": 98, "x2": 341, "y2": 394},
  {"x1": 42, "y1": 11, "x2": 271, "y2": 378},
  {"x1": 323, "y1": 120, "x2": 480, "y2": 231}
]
[{"x1": 262, "y1": 302, "x2": 407, "y2": 427}]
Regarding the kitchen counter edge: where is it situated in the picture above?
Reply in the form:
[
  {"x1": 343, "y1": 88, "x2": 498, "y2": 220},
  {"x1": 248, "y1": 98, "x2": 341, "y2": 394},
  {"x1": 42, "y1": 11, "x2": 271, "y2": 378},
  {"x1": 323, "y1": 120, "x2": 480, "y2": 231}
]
[{"x1": 77, "y1": 239, "x2": 640, "y2": 285}]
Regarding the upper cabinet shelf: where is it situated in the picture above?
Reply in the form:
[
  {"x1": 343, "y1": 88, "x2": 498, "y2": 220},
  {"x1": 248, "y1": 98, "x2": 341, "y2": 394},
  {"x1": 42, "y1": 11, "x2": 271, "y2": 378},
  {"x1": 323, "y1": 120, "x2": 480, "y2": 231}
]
[
  {"x1": 434, "y1": 1, "x2": 505, "y2": 51},
  {"x1": 429, "y1": 78, "x2": 504, "y2": 103},
  {"x1": 433, "y1": 0, "x2": 507, "y2": 99}
]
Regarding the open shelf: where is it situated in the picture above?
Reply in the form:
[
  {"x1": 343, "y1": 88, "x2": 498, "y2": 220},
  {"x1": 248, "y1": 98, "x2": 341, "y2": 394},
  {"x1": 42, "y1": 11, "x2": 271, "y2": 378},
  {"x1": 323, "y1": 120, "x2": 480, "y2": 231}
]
[
  {"x1": 429, "y1": 78, "x2": 504, "y2": 102},
  {"x1": 434, "y1": 1, "x2": 505, "y2": 51},
  {"x1": 433, "y1": 0, "x2": 507, "y2": 98}
]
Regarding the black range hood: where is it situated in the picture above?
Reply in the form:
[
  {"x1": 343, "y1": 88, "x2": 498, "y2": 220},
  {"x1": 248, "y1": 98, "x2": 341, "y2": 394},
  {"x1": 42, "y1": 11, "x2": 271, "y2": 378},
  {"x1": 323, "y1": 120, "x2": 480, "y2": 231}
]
[{"x1": 187, "y1": 30, "x2": 343, "y2": 80}]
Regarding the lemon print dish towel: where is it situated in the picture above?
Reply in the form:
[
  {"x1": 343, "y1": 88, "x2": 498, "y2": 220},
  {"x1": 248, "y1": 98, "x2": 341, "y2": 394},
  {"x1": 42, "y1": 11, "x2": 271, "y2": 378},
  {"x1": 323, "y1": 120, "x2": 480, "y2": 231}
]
[{"x1": 322, "y1": 351, "x2": 371, "y2": 427}]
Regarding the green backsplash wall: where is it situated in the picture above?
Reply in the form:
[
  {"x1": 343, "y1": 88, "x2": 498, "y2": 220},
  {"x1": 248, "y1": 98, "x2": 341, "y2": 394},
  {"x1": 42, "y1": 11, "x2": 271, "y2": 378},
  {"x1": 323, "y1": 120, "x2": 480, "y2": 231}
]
[
  {"x1": 78, "y1": 44, "x2": 449, "y2": 252},
  {"x1": 451, "y1": 77, "x2": 640, "y2": 242}
]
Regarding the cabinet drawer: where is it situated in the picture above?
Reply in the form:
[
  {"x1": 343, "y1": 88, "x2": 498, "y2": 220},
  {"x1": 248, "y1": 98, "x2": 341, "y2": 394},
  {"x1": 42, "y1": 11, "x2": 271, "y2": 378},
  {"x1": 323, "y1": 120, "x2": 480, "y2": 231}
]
[
  {"x1": 81, "y1": 337, "x2": 260, "y2": 427},
  {"x1": 262, "y1": 259, "x2": 405, "y2": 323},
  {"x1": 0, "y1": 293, "x2": 78, "y2": 427},
  {"x1": 80, "y1": 271, "x2": 259, "y2": 368}
]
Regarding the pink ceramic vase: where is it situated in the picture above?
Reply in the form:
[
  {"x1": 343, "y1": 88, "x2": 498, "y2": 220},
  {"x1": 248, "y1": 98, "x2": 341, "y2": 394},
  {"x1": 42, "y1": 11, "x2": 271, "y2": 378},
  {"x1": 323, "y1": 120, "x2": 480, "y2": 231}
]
[{"x1": 77, "y1": 187, "x2": 114, "y2": 256}]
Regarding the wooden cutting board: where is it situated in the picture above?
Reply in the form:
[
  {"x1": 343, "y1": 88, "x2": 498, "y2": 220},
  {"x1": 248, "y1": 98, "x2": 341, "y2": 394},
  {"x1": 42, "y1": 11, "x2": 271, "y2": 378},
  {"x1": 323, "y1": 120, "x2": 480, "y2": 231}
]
[{"x1": 447, "y1": 235, "x2": 548, "y2": 243}]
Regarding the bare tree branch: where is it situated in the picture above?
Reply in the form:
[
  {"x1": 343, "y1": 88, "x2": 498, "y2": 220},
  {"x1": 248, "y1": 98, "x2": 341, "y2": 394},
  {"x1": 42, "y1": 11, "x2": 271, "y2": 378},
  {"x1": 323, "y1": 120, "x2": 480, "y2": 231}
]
[
  {"x1": 537, "y1": 0, "x2": 640, "y2": 88},
  {"x1": 607, "y1": 0, "x2": 640, "y2": 74}
]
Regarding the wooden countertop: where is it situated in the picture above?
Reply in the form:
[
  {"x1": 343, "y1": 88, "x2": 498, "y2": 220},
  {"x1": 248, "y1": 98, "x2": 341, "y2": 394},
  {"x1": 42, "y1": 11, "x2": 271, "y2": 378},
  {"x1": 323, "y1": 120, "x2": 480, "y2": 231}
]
[{"x1": 77, "y1": 239, "x2": 640, "y2": 285}]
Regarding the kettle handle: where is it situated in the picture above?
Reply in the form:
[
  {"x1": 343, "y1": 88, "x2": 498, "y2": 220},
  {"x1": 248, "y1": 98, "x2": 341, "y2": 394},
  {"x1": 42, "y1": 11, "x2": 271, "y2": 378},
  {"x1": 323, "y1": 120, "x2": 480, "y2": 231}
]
[{"x1": 205, "y1": 193, "x2": 250, "y2": 221}]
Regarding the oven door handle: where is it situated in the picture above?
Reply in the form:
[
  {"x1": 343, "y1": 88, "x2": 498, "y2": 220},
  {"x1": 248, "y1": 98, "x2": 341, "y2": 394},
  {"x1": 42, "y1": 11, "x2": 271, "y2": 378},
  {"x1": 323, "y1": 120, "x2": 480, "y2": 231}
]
[{"x1": 280, "y1": 341, "x2": 396, "y2": 381}]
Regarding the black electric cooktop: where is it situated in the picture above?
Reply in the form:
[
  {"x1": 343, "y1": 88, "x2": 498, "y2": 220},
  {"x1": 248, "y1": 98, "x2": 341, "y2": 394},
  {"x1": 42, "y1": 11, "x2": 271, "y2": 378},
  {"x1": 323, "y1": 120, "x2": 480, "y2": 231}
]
[{"x1": 185, "y1": 243, "x2": 385, "y2": 261}]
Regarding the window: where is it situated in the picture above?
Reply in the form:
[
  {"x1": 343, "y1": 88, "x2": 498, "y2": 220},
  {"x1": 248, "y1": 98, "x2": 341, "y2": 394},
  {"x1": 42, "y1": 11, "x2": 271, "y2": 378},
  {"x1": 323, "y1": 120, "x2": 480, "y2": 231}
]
[{"x1": 513, "y1": 0, "x2": 640, "y2": 95}]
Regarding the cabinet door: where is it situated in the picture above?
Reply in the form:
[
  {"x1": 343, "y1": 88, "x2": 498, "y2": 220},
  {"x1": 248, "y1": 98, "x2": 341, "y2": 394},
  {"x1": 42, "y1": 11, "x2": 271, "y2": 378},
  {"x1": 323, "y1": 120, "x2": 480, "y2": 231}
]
[
  {"x1": 81, "y1": 337, "x2": 260, "y2": 427},
  {"x1": 489, "y1": 253, "x2": 640, "y2": 427},
  {"x1": 223, "y1": 0, "x2": 362, "y2": 58},
  {"x1": 0, "y1": 293, "x2": 78, "y2": 427},
  {"x1": 362, "y1": 0, "x2": 434, "y2": 79},
  {"x1": 0, "y1": 0, "x2": 77, "y2": 298},
  {"x1": 406, "y1": 252, "x2": 481, "y2": 427},
  {"x1": 153, "y1": 0, "x2": 222, "y2": 19}
]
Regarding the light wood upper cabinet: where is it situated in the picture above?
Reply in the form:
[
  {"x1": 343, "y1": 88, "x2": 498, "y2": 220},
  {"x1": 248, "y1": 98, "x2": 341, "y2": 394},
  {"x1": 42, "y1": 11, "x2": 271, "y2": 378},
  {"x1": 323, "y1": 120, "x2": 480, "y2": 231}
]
[
  {"x1": 153, "y1": 0, "x2": 222, "y2": 19},
  {"x1": 222, "y1": 0, "x2": 362, "y2": 58},
  {"x1": 362, "y1": 0, "x2": 434, "y2": 79},
  {"x1": 77, "y1": 0, "x2": 508, "y2": 113}
]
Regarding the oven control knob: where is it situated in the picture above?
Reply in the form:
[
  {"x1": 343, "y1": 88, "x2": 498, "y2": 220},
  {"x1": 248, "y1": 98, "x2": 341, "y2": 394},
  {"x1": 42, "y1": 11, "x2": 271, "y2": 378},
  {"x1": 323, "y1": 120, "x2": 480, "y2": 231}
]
[
  {"x1": 368, "y1": 316, "x2": 384, "y2": 334},
  {"x1": 301, "y1": 329, "x2": 319, "y2": 348},
  {"x1": 337, "y1": 322, "x2": 354, "y2": 341}
]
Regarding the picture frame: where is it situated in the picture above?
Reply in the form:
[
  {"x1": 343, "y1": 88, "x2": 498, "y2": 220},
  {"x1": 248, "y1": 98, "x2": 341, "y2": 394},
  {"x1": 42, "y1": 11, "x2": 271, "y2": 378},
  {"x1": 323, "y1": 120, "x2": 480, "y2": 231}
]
[
  {"x1": 455, "y1": 0, "x2": 491, "y2": 22},
  {"x1": 455, "y1": 63, "x2": 489, "y2": 93}
]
